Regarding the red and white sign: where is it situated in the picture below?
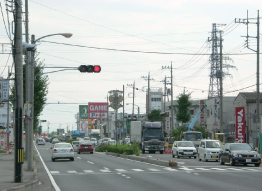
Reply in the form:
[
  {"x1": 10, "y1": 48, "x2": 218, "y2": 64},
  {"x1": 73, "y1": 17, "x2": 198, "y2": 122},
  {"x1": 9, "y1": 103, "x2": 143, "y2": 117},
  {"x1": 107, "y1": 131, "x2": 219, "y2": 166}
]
[
  {"x1": 235, "y1": 107, "x2": 245, "y2": 143},
  {"x1": 88, "y1": 102, "x2": 108, "y2": 120}
]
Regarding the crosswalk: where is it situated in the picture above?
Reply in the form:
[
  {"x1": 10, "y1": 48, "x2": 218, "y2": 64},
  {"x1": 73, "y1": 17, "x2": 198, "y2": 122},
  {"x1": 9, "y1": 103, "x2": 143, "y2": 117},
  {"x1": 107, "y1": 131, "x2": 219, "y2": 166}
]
[{"x1": 49, "y1": 166, "x2": 262, "y2": 175}]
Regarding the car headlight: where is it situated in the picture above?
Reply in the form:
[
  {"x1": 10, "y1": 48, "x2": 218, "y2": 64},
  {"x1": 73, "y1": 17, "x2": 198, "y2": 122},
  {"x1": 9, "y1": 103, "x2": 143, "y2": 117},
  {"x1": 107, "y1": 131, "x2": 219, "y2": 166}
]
[
  {"x1": 206, "y1": 151, "x2": 212, "y2": 154},
  {"x1": 254, "y1": 154, "x2": 257, "y2": 158},
  {"x1": 178, "y1": 149, "x2": 183, "y2": 152},
  {"x1": 233, "y1": 153, "x2": 238, "y2": 157}
]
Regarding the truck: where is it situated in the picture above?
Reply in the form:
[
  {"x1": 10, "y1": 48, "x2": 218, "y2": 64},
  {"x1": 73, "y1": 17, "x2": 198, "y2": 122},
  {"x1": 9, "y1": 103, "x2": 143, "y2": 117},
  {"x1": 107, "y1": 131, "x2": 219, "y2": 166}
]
[
  {"x1": 71, "y1": 131, "x2": 80, "y2": 138},
  {"x1": 180, "y1": 103, "x2": 207, "y2": 148},
  {"x1": 89, "y1": 129, "x2": 101, "y2": 140},
  {"x1": 131, "y1": 121, "x2": 165, "y2": 154}
]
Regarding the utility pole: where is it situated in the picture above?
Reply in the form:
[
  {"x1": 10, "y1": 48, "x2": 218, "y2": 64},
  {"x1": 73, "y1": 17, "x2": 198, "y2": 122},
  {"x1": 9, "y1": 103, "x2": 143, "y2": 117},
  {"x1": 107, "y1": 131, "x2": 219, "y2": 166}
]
[
  {"x1": 219, "y1": 31, "x2": 224, "y2": 133},
  {"x1": 141, "y1": 73, "x2": 153, "y2": 120},
  {"x1": 14, "y1": 0, "x2": 24, "y2": 183},
  {"x1": 132, "y1": 81, "x2": 135, "y2": 118},
  {"x1": 235, "y1": 10, "x2": 260, "y2": 144},
  {"x1": 122, "y1": 85, "x2": 125, "y2": 139},
  {"x1": 162, "y1": 62, "x2": 174, "y2": 135}
]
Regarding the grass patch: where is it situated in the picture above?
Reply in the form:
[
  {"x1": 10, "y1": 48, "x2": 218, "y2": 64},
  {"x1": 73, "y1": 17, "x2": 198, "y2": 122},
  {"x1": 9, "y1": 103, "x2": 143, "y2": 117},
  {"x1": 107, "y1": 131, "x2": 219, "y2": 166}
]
[{"x1": 0, "y1": 150, "x2": 5, "y2": 153}]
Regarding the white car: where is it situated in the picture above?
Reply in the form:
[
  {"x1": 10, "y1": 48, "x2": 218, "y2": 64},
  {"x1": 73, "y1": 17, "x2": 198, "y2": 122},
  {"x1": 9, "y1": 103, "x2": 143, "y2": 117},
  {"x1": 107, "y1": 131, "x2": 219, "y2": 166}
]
[
  {"x1": 108, "y1": 140, "x2": 116, "y2": 145},
  {"x1": 72, "y1": 141, "x2": 80, "y2": 152},
  {"x1": 198, "y1": 139, "x2": 222, "y2": 162},
  {"x1": 51, "y1": 143, "x2": 74, "y2": 162},
  {"x1": 90, "y1": 138, "x2": 97, "y2": 146},
  {"x1": 172, "y1": 141, "x2": 197, "y2": 158},
  {"x1": 37, "y1": 138, "x2": 45, "y2": 145}
]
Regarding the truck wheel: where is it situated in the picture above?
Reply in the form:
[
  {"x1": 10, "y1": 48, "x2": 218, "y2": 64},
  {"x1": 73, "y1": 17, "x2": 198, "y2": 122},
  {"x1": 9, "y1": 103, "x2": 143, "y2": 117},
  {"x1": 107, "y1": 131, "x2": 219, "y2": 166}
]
[
  {"x1": 142, "y1": 149, "x2": 145, "y2": 154},
  {"x1": 160, "y1": 151, "x2": 163, "y2": 154},
  {"x1": 172, "y1": 152, "x2": 175, "y2": 158}
]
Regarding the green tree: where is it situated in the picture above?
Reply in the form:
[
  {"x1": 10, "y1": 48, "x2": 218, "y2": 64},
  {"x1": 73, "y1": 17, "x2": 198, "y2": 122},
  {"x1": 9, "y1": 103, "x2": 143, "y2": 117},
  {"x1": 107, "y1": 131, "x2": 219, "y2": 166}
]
[
  {"x1": 194, "y1": 126, "x2": 209, "y2": 139},
  {"x1": 10, "y1": 58, "x2": 49, "y2": 131},
  {"x1": 176, "y1": 90, "x2": 192, "y2": 124},
  {"x1": 148, "y1": 109, "x2": 162, "y2": 121},
  {"x1": 171, "y1": 126, "x2": 188, "y2": 141}
]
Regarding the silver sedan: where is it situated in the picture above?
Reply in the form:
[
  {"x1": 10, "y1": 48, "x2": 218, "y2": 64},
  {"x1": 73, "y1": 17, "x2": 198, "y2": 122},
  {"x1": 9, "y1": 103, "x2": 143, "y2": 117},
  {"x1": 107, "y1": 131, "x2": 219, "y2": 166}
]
[{"x1": 51, "y1": 143, "x2": 75, "y2": 162}]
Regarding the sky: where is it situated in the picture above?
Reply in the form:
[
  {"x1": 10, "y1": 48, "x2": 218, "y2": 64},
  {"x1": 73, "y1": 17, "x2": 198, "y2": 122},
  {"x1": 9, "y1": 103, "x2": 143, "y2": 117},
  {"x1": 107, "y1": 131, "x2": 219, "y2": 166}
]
[{"x1": 0, "y1": 0, "x2": 261, "y2": 133}]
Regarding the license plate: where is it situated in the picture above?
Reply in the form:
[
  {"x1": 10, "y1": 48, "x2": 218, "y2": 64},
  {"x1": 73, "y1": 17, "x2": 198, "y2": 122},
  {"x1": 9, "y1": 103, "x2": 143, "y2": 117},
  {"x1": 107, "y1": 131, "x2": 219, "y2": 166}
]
[
  {"x1": 85, "y1": 147, "x2": 88, "y2": 148},
  {"x1": 211, "y1": 156, "x2": 218, "y2": 158},
  {"x1": 184, "y1": 152, "x2": 193, "y2": 155},
  {"x1": 246, "y1": 159, "x2": 251, "y2": 162}
]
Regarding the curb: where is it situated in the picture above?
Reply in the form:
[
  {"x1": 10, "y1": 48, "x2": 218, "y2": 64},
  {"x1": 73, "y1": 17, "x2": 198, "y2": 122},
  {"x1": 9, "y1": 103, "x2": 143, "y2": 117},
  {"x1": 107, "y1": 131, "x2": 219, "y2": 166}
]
[
  {"x1": 106, "y1": 152, "x2": 178, "y2": 167},
  {"x1": 1, "y1": 180, "x2": 42, "y2": 191}
]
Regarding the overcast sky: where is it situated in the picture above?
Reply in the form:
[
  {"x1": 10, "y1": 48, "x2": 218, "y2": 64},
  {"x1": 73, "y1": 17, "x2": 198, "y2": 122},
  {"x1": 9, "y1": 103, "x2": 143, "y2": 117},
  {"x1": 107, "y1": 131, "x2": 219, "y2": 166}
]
[{"x1": 0, "y1": 0, "x2": 261, "y2": 133}]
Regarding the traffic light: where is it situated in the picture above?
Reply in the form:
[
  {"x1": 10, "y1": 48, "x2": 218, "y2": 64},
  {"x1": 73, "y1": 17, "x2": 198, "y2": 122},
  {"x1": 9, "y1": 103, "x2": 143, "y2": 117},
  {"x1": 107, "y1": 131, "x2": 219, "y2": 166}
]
[{"x1": 78, "y1": 65, "x2": 101, "y2": 73}]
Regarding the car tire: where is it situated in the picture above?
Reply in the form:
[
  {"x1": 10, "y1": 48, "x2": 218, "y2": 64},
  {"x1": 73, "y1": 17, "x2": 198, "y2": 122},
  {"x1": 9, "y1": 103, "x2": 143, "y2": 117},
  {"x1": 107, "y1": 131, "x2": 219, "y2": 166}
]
[
  {"x1": 194, "y1": 156, "x2": 197, "y2": 159},
  {"x1": 78, "y1": 152, "x2": 80, "y2": 154},
  {"x1": 52, "y1": 158, "x2": 55, "y2": 162},
  {"x1": 219, "y1": 157, "x2": 225, "y2": 165},
  {"x1": 176, "y1": 152, "x2": 180, "y2": 158},
  {"x1": 172, "y1": 152, "x2": 175, "y2": 158},
  {"x1": 198, "y1": 154, "x2": 201, "y2": 161},
  {"x1": 204, "y1": 155, "x2": 208, "y2": 162},
  {"x1": 255, "y1": 163, "x2": 260, "y2": 167},
  {"x1": 142, "y1": 149, "x2": 145, "y2": 154},
  {"x1": 90, "y1": 152, "x2": 93, "y2": 154},
  {"x1": 160, "y1": 151, "x2": 163, "y2": 154},
  {"x1": 229, "y1": 157, "x2": 235, "y2": 166},
  {"x1": 70, "y1": 158, "x2": 74, "y2": 161}
]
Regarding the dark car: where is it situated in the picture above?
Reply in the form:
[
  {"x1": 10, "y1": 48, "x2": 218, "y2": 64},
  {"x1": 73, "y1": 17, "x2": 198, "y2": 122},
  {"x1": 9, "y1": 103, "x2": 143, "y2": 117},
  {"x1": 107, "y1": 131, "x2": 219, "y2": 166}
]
[
  {"x1": 77, "y1": 142, "x2": 94, "y2": 154},
  {"x1": 219, "y1": 143, "x2": 261, "y2": 167}
]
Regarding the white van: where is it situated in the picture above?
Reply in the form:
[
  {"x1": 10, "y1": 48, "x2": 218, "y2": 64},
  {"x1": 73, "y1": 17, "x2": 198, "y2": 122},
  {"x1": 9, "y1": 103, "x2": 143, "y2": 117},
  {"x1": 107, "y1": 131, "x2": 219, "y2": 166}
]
[{"x1": 198, "y1": 139, "x2": 222, "y2": 162}]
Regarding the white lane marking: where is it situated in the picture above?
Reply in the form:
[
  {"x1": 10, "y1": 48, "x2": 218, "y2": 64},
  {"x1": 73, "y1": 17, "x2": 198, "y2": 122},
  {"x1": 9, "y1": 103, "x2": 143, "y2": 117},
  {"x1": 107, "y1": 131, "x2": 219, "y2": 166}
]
[
  {"x1": 77, "y1": 157, "x2": 81, "y2": 159},
  {"x1": 178, "y1": 162, "x2": 185, "y2": 164},
  {"x1": 67, "y1": 170, "x2": 77, "y2": 174},
  {"x1": 100, "y1": 169, "x2": 111, "y2": 172},
  {"x1": 103, "y1": 167, "x2": 109, "y2": 169},
  {"x1": 227, "y1": 168, "x2": 243, "y2": 171},
  {"x1": 132, "y1": 169, "x2": 144, "y2": 172},
  {"x1": 163, "y1": 167, "x2": 178, "y2": 171},
  {"x1": 83, "y1": 170, "x2": 94, "y2": 173},
  {"x1": 148, "y1": 168, "x2": 161, "y2": 172},
  {"x1": 194, "y1": 173, "x2": 200, "y2": 175},
  {"x1": 34, "y1": 142, "x2": 61, "y2": 191},
  {"x1": 116, "y1": 169, "x2": 127, "y2": 172},
  {"x1": 121, "y1": 174, "x2": 126, "y2": 177},
  {"x1": 195, "y1": 168, "x2": 210, "y2": 171},
  {"x1": 50, "y1": 171, "x2": 60, "y2": 174},
  {"x1": 87, "y1": 161, "x2": 94, "y2": 164},
  {"x1": 211, "y1": 168, "x2": 227, "y2": 171},
  {"x1": 126, "y1": 177, "x2": 131, "y2": 178},
  {"x1": 179, "y1": 167, "x2": 194, "y2": 171}
]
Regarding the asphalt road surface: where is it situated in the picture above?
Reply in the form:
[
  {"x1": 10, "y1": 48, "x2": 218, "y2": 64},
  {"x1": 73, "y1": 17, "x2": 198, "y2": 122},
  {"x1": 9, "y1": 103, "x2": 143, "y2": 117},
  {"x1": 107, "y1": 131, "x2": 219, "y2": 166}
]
[{"x1": 36, "y1": 143, "x2": 262, "y2": 191}]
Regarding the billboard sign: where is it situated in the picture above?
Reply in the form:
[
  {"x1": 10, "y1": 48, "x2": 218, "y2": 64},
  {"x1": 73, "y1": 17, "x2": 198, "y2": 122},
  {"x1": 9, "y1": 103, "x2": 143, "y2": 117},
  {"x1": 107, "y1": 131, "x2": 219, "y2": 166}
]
[
  {"x1": 88, "y1": 102, "x2": 108, "y2": 120},
  {"x1": 79, "y1": 105, "x2": 89, "y2": 120},
  {"x1": 235, "y1": 107, "x2": 245, "y2": 143},
  {"x1": 0, "y1": 77, "x2": 9, "y2": 102}
]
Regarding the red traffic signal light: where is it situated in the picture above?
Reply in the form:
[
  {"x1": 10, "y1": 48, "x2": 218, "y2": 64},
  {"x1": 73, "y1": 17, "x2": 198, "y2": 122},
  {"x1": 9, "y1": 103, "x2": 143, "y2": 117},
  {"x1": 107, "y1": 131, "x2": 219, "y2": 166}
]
[
  {"x1": 78, "y1": 65, "x2": 101, "y2": 73},
  {"x1": 94, "y1": 65, "x2": 101, "y2": 73}
]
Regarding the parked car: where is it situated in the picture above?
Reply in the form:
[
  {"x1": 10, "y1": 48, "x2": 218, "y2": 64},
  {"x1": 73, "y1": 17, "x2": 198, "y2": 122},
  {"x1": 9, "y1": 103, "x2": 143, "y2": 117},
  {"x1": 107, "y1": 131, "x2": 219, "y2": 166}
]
[
  {"x1": 97, "y1": 139, "x2": 104, "y2": 146},
  {"x1": 83, "y1": 137, "x2": 91, "y2": 142},
  {"x1": 77, "y1": 142, "x2": 94, "y2": 154},
  {"x1": 51, "y1": 143, "x2": 74, "y2": 162},
  {"x1": 172, "y1": 141, "x2": 197, "y2": 158},
  {"x1": 37, "y1": 138, "x2": 45, "y2": 145},
  {"x1": 219, "y1": 143, "x2": 261, "y2": 167},
  {"x1": 72, "y1": 141, "x2": 80, "y2": 152},
  {"x1": 198, "y1": 139, "x2": 222, "y2": 162},
  {"x1": 90, "y1": 138, "x2": 97, "y2": 146}
]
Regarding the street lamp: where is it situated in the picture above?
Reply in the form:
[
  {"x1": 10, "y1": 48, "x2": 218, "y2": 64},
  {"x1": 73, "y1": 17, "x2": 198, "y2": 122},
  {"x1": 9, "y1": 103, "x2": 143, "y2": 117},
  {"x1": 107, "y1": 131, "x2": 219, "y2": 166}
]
[
  {"x1": 126, "y1": 103, "x2": 140, "y2": 121},
  {"x1": 25, "y1": 33, "x2": 72, "y2": 171}
]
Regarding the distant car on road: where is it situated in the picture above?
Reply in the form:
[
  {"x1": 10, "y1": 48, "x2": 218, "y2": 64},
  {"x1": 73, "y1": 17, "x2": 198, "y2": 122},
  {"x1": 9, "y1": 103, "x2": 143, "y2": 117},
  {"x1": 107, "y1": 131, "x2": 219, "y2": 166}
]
[
  {"x1": 72, "y1": 141, "x2": 80, "y2": 152},
  {"x1": 219, "y1": 143, "x2": 261, "y2": 167},
  {"x1": 108, "y1": 140, "x2": 116, "y2": 145},
  {"x1": 90, "y1": 138, "x2": 97, "y2": 146},
  {"x1": 50, "y1": 138, "x2": 60, "y2": 149},
  {"x1": 51, "y1": 143, "x2": 74, "y2": 162},
  {"x1": 198, "y1": 139, "x2": 222, "y2": 162},
  {"x1": 37, "y1": 138, "x2": 45, "y2": 145},
  {"x1": 172, "y1": 141, "x2": 197, "y2": 158},
  {"x1": 77, "y1": 142, "x2": 94, "y2": 154}
]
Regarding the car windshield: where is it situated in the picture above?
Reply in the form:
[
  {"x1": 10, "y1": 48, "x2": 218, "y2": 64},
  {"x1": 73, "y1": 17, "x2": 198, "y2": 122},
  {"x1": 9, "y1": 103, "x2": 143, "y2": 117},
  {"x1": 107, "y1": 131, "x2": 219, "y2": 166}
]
[
  {"x1": 72, "y1": 142, "x2": 79, "y2": 145},
  {"x1": 230, "y1": 144, "x2": 253, "y2": 151},
  {"x1": 184, "y1": 133, "x2": 202, "y2": 141},
  {"x1": 54, "y1": 144, "x2": 72, "y2": 148},
  {"x1": 177, "y1": 141, "x2": 194, "y2": 147},
  {"x1": 206, "y1": 141, "x2": 222, "y2": 148},
  {"x1": 91, "y1": 138, "x2": 97, "y2": 141}
]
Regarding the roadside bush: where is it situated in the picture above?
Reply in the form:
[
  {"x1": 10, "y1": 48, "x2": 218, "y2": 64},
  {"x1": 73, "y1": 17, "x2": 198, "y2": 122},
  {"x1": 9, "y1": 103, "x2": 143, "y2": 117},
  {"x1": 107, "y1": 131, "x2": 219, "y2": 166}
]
[{"x1": 96, "y1": 144, "x2": 140, "y2": 156}]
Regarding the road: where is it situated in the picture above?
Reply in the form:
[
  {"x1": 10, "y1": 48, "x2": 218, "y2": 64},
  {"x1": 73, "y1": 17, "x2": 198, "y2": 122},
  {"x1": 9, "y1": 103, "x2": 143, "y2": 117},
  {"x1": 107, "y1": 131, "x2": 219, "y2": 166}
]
[{"x1": 36, "y1": 143, "x2": 262, "y2": 191}]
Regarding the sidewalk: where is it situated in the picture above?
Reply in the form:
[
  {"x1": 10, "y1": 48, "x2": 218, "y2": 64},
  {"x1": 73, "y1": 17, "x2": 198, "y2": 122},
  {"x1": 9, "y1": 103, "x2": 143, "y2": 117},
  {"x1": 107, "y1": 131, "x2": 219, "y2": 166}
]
[{"x1": 0, "y1": 147, "x2": 55, "y2": 191}]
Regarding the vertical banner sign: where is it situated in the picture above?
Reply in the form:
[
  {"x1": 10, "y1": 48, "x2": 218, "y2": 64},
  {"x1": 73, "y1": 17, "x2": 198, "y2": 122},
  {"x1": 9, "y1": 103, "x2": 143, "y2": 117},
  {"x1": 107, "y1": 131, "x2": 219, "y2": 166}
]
[
  {"x1": 88, "y1": 102, "x2": 108, "y2": 120},
  {"x1": 235, "y1": 107, "x2": 245, "y2": 143},
  {"x1": 79, "y1": 105, "x2": 89, "y2": 132}
]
